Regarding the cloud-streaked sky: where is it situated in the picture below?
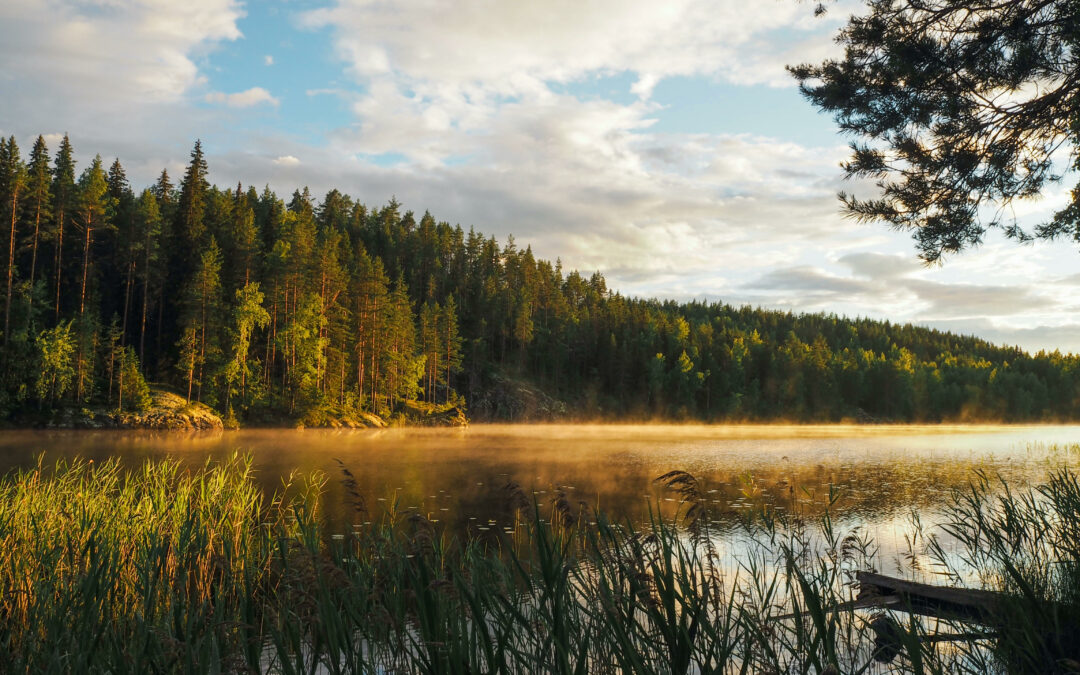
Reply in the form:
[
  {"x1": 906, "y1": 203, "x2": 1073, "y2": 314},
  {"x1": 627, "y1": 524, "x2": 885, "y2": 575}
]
[{"x1": 2, "y1": 0, "x2": 1078, "y2": 353}]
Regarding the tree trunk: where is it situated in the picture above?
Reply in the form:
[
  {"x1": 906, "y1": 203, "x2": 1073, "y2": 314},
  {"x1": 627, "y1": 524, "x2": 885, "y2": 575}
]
[
  {"x1": 4, "y1": 189, "x2": 19, "y2": 345},
  {"x1": 79, "y1": 220, "x2": 92, "y2": 316},
  {"x1": 121, "y1": 259, "x2": 133, "y2": 346},
  {"x1": 139, "y1": 236, "x2": 150, "y2": 362},
  {"x1": 28, "y1": 199, "x2": 41, "y2": 317},
  {"x1": 198, "y1": 286, "x2": 206, "y2": 403},
  {"x1": 54, "y1": 208, "x2": 64, "y2": 321}
]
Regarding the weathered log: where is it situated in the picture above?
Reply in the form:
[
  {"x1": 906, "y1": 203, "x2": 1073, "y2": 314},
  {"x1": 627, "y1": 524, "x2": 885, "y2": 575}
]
[{"x1": 855, "y1": 571, "x2": 1007, "y2": 625}]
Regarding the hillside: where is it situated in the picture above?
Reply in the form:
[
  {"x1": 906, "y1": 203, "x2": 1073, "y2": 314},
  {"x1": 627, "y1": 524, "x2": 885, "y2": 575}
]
[{"x1": 1, "y1": 136, "x2": 1078, "y2": 425}]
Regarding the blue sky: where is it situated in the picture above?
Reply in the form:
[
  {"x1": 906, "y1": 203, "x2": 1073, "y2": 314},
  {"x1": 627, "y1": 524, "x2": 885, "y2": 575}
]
[{"x1": 2, "y1": 0, "x2": 1078, "y2": 352}]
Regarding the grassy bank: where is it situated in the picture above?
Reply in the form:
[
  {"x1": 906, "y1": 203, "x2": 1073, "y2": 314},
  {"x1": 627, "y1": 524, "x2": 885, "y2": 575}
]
[{"x1": 1, "y1": 455, "x2": 1078, "y2": 673}]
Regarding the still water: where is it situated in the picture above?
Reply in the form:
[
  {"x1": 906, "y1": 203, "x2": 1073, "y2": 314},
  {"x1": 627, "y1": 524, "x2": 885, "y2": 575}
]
[{"x1": 1, "y1": 424, "x2": 1077, "y2": 565}]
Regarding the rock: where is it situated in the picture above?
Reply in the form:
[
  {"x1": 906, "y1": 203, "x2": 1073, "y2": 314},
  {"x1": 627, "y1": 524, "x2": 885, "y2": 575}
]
[
  {"x1": 40, "y1": 387, "x2": 224, "y2": 431},
  {"x1": 469, "y1": 373, "x2": 567, "y2": 422},
  {"x1": 401, "y1": 400, "x2": 468, "y2": 427}
]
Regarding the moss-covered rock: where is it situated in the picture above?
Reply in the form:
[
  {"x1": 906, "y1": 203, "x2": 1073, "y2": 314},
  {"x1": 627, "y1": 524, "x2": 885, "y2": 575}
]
[
  {"x1": 402, "y1": 399, "x2": 468, "y2": 427},
  {"x1": 45, "y1": 387, "x2": 224, "y2": 430}
]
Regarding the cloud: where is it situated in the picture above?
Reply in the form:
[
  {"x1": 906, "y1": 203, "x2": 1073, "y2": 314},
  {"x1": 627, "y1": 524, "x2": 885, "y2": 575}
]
[
  {"x1": 205, "y1": 87, "x2": 280, "y2": 108},
  {"x1": 751, "y1": 266, "x2": 875, "y2": 295},
  {"x1": 5, "y1": 0, "x2": 1078, "y2": 356},
  {"x1": 838, "y1": 252, "x2": 922, "y2": 280},
  {"x1": 0, "y1": 0, "x2": 242, "y2": 105},
  {"x1": 264, "y1": 54, "x2": 274, "y2": 66},
  {"x1": 301, "y1": 0, "x2": 849, "y2": 93},
  {"x1": 0, "y1": 0, "x2": 244, "y2": 160},
  {"x1": 926, "y1": 319, "x2": 1080, "y2": 355},
  {"x1": 906, "y1": 280, "x2": 1056, "y2": 319}
]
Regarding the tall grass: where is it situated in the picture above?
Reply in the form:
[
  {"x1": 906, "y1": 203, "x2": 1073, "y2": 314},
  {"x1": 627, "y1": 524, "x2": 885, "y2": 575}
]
[{"x1": 0, "y1": 453, "x2": 1077, "y2": 673}]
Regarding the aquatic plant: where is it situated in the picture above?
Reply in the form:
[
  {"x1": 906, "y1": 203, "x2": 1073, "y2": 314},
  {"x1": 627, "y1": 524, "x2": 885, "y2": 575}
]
[{"x1": 0, "y1": 454, "x2": 1076, "y2": 673}]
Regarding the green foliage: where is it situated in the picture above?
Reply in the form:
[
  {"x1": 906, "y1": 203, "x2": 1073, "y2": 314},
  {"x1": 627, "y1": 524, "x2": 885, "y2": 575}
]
[
  {"x1": 3, "y1": 455, "x2": 1075, "y2": 672},
  {"x1": 1, "y1": 136, "x2": 1079, "y2": 424},
  {"x1": 116, "y1": 346, "x2": 150, "y2": 412},
  {"x1": 34, "y1": 320, "x2": 75, "y2": 405},
  {"x1": 223, "y1": 281, "x2": 270, "y2": 412},
  {"x1": 791, "y1": 0, "x2": 1080, "y2": 260}
]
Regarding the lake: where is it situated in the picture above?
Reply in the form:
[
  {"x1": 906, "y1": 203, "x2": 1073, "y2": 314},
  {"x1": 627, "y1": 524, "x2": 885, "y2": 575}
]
[{"x1": 2, "y1": 424, "x2": 1078, "y2": 570}]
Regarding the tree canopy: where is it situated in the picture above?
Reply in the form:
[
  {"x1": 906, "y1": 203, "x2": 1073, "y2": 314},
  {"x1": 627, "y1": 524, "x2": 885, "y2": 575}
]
[
  {"x1": 0, "y1": 135, "x2": 1078, "y2": 424},
  {"x1": 791, "y1": 0, "x2": 1080, "y2": 261}
]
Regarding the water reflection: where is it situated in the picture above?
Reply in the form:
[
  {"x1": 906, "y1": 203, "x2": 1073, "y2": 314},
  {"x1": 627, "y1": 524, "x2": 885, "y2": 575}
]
[{"x1": 0, "y1": 425, "x2": 1076, "y2": 552}]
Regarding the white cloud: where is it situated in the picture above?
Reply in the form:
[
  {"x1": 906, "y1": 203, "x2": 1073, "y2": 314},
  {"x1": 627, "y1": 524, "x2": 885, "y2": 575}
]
[
  {"x1": 302, "y1": 0, "x2": 849, "y2": 93},
  {"x1": 205, "y1": 87, "x2": 280, "y2": 108},
  {"x1": 0, "y1": 0, "x2": 244, "y2": 158},
  {"x1": 4, "y1": 0, "x2": 1078, "y2": 354},
  {"x1": 0, "y1": 0, "x2": 242, "y2": 104},
  {"x1": 264, "y1": 54, "x2": 274, "y2": 66}
]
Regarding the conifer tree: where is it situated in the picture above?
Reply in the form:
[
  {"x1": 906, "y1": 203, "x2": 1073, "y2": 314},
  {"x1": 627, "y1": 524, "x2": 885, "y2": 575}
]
[
  {"x1": 1, "y1": 137, "x2": 27, "y2": 345},
  {"x1": 353, "y1": 253, "x2": 390, "y2": 410},
  {"x1": 176, "y1": 237, "x2": 222, "y2": 402},
  {"x1": 75, "y1": 156, "x2": 109, "y2": 318},
  {"x1": 174, "y1": 141, "x2": 209, "y2": 276},
  {"x1": 439, "y1": 295, "x2": 463, "y2": 404},
  {"x1": 107, "y1": 158, "x2": 136, "y2": 344},
  {"x1": 50, "y1": 135, "x2": 76, "y2": 321},
  {"x1": 134, "y1": 190, "x2": 161, "y2": 364},
  {"x1": 22, "y1": 137, "x2": 51, "y2": 323},
  {"x1": 419, "y1": 300, "x2": 439, "y2": 402}
]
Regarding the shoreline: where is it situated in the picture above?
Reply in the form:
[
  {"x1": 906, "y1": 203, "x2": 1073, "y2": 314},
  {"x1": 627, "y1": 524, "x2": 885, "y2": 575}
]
[{"x1": 5, "y1": 420, "x2": 1078, "y2": 436}]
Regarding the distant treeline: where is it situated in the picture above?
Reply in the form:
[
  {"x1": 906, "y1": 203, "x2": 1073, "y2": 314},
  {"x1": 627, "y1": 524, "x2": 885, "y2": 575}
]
[{"x1": 1, "y1": 134, "x2": 1078, "y2": 423}]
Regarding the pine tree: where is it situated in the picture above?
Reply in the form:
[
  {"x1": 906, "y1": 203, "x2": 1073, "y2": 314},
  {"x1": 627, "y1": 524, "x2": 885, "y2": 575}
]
[
  {"x1": 23, "y1": 136, "x2": 51, "y2": 321},
  {"x1": 50, "y1": 135, "x2": 76, "y2": 321},
  {"x1": 134, "y1": 190, "x2": 161, "y2": 363},
  {"x1": 439, "y1": 295, "x2": 463, "y2": 404},
  {"x1": 383, "y1": 277, "x2": 420, "y2": 409},
  {"x1": 149, "y1": 169, "x2": 174, "y2": 363},
  {"x1": 2, "y1": 136, "x2": 27, "y2": 345},
  {"x1": 353, "y1": 252, "x2": 389, "y2": 410},
  {"x1": 75, "y1": 156, "x2": 109, "y2": 318},
  {"x1": 176, "y1": 237, "x2": 222, "y2": 403},
  {"x1": 107, "y1": 158, "x2": 137, "y2": 345},
  {"x1": 419, "y1": 300, "x2": 439, "y2": 402}
]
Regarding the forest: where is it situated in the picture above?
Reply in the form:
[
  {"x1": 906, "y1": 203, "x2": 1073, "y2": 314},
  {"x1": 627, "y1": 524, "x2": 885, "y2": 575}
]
[{"x1": 1, "y1": 134, "x2": 1079, "y2": 425}]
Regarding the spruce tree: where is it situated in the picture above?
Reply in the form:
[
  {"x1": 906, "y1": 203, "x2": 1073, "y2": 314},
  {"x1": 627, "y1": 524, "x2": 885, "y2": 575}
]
[{"x1": 174, "y1": 141, "x2": 209, "y2": 275}]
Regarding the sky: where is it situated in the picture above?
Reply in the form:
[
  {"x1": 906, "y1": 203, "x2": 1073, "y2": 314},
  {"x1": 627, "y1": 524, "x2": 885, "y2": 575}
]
[{"x1": 2, "y1": 0, "x2": 1078, "y2": 353}]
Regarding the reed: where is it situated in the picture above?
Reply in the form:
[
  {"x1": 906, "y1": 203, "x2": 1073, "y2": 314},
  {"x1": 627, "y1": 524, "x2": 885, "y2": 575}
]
[{"x1": 0, "y1": 453, "x2": 1076, "y2": 673}]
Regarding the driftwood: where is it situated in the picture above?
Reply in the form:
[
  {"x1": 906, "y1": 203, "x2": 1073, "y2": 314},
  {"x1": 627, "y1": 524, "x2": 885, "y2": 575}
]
[
  {"x1": 774, "y1": 571, "x2": 1077, "y2": 666},
  {"x1": 855, "y1": 571, "x2": 1006, "y2": 625}
]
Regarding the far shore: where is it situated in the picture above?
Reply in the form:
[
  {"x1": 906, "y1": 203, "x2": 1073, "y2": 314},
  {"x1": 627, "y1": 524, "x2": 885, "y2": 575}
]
[{"x1": 5, "y1": 420, "x2": 1079, "y2": 439}]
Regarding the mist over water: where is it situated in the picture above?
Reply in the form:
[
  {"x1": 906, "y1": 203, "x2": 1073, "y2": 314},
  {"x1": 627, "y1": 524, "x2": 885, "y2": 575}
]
[{"x1": 1, "y1": 424, "x2": 1077, "y2": 567}]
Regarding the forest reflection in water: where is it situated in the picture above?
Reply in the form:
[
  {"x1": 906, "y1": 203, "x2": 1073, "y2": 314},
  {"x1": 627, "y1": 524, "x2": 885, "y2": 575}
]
[{"x1": 1, "y1": 424, "x2": 1077, "y2": 568}]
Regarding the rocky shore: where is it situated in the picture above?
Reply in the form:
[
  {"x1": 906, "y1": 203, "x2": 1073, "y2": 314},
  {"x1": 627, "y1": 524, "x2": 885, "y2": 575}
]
[{"x1": 42, "y1": 388, "x2": 225, "y2": 430}]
